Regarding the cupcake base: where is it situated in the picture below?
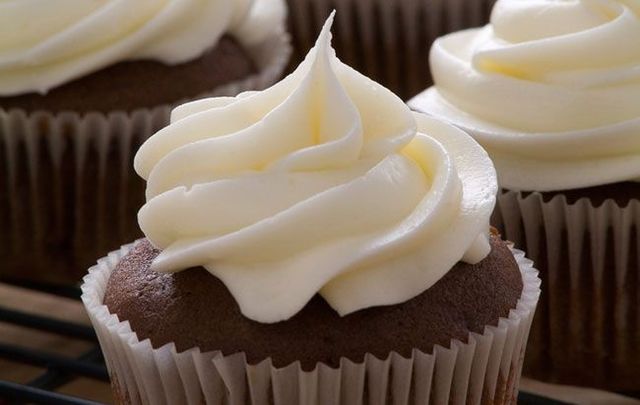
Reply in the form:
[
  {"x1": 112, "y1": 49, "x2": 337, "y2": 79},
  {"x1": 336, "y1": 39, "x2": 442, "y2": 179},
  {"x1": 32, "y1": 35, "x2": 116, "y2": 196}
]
[
  {"x1": 82, "y1": 240, "x2": 540, "y2": 405},
  {"x1": 493, "y1": 189, "x2": 640, "y2": 392},
  {"x1": 103, "y1": 235, "x2": 523, "y2": 370}
]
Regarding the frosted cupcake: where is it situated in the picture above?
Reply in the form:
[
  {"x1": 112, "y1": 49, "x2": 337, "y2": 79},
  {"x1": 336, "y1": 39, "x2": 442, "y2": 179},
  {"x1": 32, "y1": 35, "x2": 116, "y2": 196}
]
[
  {"x1": 0, "y1": 0, "x2": 291, "y2": 284},
  {"x1": 409, "y1": 0, "x2": 640, "y2": 391},
  {"x1": 286, "y1": 0, "x2": 498, "y2": 100},
  {"x1": 82, "y1": 14, "x2": 540, "y2": 405}
]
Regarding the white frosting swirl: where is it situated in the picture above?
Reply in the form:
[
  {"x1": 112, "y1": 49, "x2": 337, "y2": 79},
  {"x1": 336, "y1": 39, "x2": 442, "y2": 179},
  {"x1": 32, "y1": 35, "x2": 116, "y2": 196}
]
[
  {"x1": 134, "y1": 14, "x2": 497, "y2": 323},
  {"x1": 410, "y1": 0, "x2": 640, "y2": 191},
  {"x1": 0, "y1": 0, "x2": 286, "y2": 96}
]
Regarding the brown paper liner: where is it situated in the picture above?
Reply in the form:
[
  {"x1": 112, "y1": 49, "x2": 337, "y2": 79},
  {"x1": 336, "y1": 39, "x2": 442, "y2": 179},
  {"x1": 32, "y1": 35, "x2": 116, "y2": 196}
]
[
  {"x1": 0, "y1": 32, "x2": 291, "y2": 285},
  {"x1": 493, "y1": 191, "x2": 640, "y2": 392},
  {"x1": 285, "y1": 0, "x2": 497, "y2": 100},
  {"x1": 81, "y1": 242, "x2": 540, "y2": 405}
]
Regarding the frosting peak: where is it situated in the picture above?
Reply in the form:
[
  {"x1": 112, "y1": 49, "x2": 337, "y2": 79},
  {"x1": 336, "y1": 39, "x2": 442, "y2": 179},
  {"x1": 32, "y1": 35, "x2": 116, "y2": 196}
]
[
  {"x1": 0, "y1": 0, "x2": 286, "y2": 96},
  {"x1": 135, "y1": 14, "x2": 497, "y2": 323},
  {"x1": 411, "y1": 0, "x2": 640, "y2": 191}
]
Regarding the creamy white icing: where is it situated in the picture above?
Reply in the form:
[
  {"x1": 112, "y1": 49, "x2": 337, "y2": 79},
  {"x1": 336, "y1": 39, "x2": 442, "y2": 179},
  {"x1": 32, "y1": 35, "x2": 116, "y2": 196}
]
[
  {"x1": 410, "y1": 0, "x2": 640, "y2": 192},
  {"x1": 135, "y1": 13, "x2": 497, "y2": 323},
  {"x1": 0, "y1": 0, "x2": 286, "y2": 96}
]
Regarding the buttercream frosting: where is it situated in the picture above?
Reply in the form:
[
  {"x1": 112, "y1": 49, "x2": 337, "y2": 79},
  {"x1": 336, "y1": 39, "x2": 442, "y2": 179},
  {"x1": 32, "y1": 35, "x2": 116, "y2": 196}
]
[
  {"x1": 0, "y1": 0, "x2": 286, "y2": 96},
  {"x1": 134, "y1": 13, "x2": 497, "y2": 323},
  {"x1": 410, "y1": 0, "x2": 640, "y2": 191}
]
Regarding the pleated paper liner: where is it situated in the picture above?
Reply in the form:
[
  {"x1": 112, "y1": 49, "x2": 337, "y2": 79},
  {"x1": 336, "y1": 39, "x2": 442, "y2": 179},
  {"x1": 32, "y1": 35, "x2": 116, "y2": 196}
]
[
  {"x1": 0, "y1": 31, "x2": 291, "y2": 285},
  {"x1": 285, "y1": 0, "x2": 497, "y2": 101},
  {"x1": 81, "y1": 242, "x2": 540, "y2": 405},
  {"x1": 493, "y1": 191, "x2": 640, "y2": 392}
]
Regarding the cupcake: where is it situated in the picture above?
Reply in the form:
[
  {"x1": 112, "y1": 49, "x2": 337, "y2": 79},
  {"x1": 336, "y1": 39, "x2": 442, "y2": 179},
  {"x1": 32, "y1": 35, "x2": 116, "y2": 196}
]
[
  {"x1": 409, "y1": 0, "x2": 640, "y2": 391},
  {"x1": 82, "y1": 14, "x2": 540, "y2": 404},
  {"x1": 0, "y1": 0, "x2": 291, "y2": 284},
  {"x1": 285, "y1": 0, "x2": 498, "y2": 101}
]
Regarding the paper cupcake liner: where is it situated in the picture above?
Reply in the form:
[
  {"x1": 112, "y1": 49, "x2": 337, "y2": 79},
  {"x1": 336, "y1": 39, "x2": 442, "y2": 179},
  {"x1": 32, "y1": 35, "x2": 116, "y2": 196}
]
[
  {"x1": 493, "y1": 191, "x2": 640, "y2": 391},
  {"x1": 0, "y1": 31, "x2": 291, "y2": 285},
  {"x1": 286, "y1": 0, "x2": 497, "y2": 100},
  {"x1": 81, "y1": 242, "x2": 540, "y2": 405}
]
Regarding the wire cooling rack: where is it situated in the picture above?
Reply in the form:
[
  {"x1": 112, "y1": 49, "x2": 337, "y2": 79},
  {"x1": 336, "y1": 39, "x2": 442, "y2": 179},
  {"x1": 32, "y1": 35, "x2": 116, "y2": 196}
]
[
  {"x1": 0, "y1": 278, "x2": 569, "y2": 405},
  {"x1": 0, "y1": 277, "x2": 108, "y2": 405}
]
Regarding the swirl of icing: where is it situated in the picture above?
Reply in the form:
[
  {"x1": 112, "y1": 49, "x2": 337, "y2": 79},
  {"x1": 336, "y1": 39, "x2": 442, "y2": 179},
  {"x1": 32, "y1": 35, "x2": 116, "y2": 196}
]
[
  {"x1": 0, "y1": 0, "x2": 286, "y2": 96},
  {"x1": 134, "y1": 13, "x2": 497, "y2": 323},
  {"x1": 411, "y1": 0, "x2": 640, "y2": 191}
]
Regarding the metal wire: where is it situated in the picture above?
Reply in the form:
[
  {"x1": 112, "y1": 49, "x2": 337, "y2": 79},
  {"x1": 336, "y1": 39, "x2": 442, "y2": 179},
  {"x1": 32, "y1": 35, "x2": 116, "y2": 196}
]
[
  {"x1": 0, "y1": 308, "x2": 97, "y2": 342},
  {"x1": 0, "y1": 381, "x2": 104, "y2": 405},
  {"x1": 0, "y1": 283, "x2": 109, "y2": 404}
]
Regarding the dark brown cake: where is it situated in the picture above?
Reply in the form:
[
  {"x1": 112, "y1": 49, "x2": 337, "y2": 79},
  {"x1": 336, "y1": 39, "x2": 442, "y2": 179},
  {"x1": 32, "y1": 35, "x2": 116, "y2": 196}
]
[
  {"x1": 0, "y1": 36, "x2": 255, "y2": 114},
  {"x1": 104, "y1": 232, "x2": 523, "y2": 371}
]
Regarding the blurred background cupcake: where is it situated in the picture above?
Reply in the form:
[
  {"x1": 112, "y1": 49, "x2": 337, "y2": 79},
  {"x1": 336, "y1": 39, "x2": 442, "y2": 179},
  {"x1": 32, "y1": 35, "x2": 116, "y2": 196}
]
[
  {"x1": 0, "y1": 0, "x2": 291, "y2": 285},
  {"x1": 409, "y1": 0, "x2": 640, "y2": 392},
  {"x1": 285, "y1": 0, "x2": 497, "y2": 101},
  {"x1": 83, "y1": 16, "x2": 540, "y2": 404}
]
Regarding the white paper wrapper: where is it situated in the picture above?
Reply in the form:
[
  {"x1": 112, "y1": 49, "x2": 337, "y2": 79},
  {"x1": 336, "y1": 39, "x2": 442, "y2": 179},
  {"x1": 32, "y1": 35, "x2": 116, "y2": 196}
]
[
  {"x1": 493, "y1": 190, "x2": 640, "y2": 391},
  {"x1": 0, "y1": 31, "x2": 291, "y2": 284},
  {"x1": 81, "y1": 242, "x2": 540, "y2": 405},
  {"x1": 286, "y1": 0, "x2": 496, "y2": 100}
]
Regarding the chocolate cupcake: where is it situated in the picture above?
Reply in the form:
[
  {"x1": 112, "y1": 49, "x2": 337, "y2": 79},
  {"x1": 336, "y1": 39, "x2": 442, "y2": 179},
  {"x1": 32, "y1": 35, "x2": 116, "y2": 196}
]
[
  {"x1": 409, "y1": 0, "x2": 640, "y2": 391},
  {"x1": 83, "y1": 15, "x2": 539, "y2": 404},
  {"x1": 0, "y1": 0, "x2": 291, "y2": 284},
  {"x1": 285, "y1": 0, "x2": 497, "y2": 101}
]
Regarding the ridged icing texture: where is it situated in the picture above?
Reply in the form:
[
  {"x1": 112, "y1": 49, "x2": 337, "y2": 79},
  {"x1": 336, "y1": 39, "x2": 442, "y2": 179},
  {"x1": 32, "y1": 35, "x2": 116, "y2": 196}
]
[
  {"x1": 414, "y1": 0, "x2": 640, "y2": 191},
  {"x1": 0, "y1": 0, "x2": 286, "y2": 95},
  {"x1": 134, "y1": 14, "x2": 497, "y2": 323}
]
